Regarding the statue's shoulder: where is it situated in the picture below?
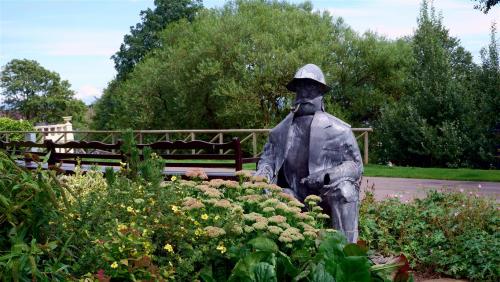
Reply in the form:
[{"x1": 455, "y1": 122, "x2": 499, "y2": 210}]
[
  {"x1": 269, "y1": 113, "x2": 293, "y2": 135},
  {"x1": 316, "y1": 112, "x2": 351, "y2": 132}
]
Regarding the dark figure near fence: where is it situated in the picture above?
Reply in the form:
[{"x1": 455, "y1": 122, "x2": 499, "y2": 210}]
[{"x1": 255, "y1": 64, "x2": 363, "y2": 242}]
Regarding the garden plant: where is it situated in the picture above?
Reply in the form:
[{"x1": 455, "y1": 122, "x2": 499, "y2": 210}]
[
  {"x1": 360, "y1": 187, "x2": 499, "y2": 281},
  {"x1": 0, "y1": 138, "x2": 410, "y2": 281}
]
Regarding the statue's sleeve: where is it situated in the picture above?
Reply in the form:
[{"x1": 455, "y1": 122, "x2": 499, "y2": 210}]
[
  {"x1": 255, "y1": 142, "x2": 275, "y2": 182},
  {"x1": 324, "y1": 130, "x2": 363, "y2": 187}
]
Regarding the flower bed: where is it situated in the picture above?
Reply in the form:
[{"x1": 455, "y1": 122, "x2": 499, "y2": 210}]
[
  {"x1": 0, "y1": 150, "x2": 407, "y2": 281},
  {"x1": 360, "y1": 188, "x2": 499, "y2": 281}
]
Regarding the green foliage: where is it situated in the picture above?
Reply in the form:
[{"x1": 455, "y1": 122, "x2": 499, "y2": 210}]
[
  {"x1": 376, "y1": 0, "x2": 493, "y2": 168},
  {"x1": 328, "y1": 31, "x2": 413, "y2": 126},
  {"x1": 0, "y1": 117, "x2": 34, "y2": 141},
  {"x1": 93, "y1": 0, "x2": 344, "y2": 130},
  {"x1": 0, "y1": 143, "x2": 410, "y2": 281},
  {"x1": 112, "y1": 0, "x2": 203, "y2": 80},
  {"x1": 472, "y1": 0, "x2": 499, "y2": 13},
  {"x1": 360, "y1": 189, "x2": 500, "y2": 281},
  {"x1": 0, "y1": 59, "x2": 87, "y2": 125},
  {"x1": 0, "y1": 151, "x2": 69, "y2": 281}
]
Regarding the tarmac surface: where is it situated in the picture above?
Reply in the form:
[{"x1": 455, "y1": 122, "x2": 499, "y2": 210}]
[{"x1": 360, "y1": 176, "x2": 500, "y2": 202}]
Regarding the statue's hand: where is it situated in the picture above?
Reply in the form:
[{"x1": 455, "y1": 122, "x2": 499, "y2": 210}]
[{"x1": 300, "y1": 171, "x2": 326, "y2": 190}]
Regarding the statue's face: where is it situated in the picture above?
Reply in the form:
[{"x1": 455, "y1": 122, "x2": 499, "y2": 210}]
[
  {"x1": 292, "y1": 80, "x2": 323, "y2": 115},
  {"x1": 294, "y1": 80, "x2": 322, "y2": 104}
]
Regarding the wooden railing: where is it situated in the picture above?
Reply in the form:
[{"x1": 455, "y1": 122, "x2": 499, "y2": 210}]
[{"x1": 0, "y1": 128, "x2": 373, "y2": 164}]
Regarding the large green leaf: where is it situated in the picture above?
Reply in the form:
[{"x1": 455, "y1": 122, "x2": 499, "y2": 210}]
[
  {"x1": 228, "y1": 251, "x2": 269, "y2": 282},
  {"x1": 337, "y1": 256, "x2": 372, "y2": 282},
  {"x1": 248, "y1": 237, "x2": 278, "y2": 253},
  {"x1": 253, "y1": 262, "x2": 277, "y2": 282},
  {"x1": 310, "y1": 262, "x2": 335, "y2": 282},
  {"x1": 277, "y1": 251, "x2": 299, "y2": 278}
]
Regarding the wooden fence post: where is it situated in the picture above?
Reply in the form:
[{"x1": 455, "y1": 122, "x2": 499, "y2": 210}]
[
  {"x1": 234, "y1": 138, "x2": 243, "y2": 171},
  {"x1": 45, "y1": 139, "x2": 56, "y2": 166},
  {"x1": 364, "y1": 132, "x2": 369, "y2": 165}
]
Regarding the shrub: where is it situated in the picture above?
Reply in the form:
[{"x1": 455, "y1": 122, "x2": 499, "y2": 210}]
[
  {"x1": 58, "y1": 168, "x2": 406, "y2": 281},
  {"x1": 0, "y1": 151, "x2": 69, "y2": 281},
  {"x1": 1, "y1": 138, "x2": 410, "y2": 281},
  {"x1": 360, "y1": 188, "x2": 499, "y2": 281},
  {"x1": 0, "y1": 117, "x2": 34, "y2": 141}
]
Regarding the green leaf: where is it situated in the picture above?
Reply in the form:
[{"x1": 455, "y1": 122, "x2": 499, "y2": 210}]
[
  {"x1": 310, "y1": 262, "x2": 335, "y2": 282},
  {"x1": 253, "y1": 262, "x2": 277, "y2": 282},
  {"x1": 338, "y1": 256, "x2": 372, "y2": 282},
  {"x1": 277, "y1": 251, "x2": 299, "y2": 277},
  {"x1": 248, "y1": 237, "x2": 278, "y2": 253},
  {"x1": 228, "y1": 251, "x2": 269, "y2": 282},
  {"x1": 199, "y1": 266, "x2": 217, "y2": 282},
  {"x1": 343, "y1": 243, "x2": 367, "y2": 256}
]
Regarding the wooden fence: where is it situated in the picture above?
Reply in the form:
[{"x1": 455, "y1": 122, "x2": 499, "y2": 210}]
[{"x1": 0, "y1": 128, "x2": 373, "y2": 164}]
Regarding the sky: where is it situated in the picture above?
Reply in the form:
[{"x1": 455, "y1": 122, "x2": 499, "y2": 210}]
[{"x1": 1, "y1": 0, "x2": 498, "y2": 105}]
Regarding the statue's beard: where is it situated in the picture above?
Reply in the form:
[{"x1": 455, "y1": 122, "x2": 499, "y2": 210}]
[{"x1": 292, "y1": 97, "x2": 323, "y2": 116}]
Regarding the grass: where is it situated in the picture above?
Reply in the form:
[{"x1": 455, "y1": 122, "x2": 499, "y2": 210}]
[{"x1": 363, "y1": 164, "x2": 500, "y2": 182}]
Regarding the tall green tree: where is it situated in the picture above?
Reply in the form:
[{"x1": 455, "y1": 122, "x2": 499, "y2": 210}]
[
  {"x1": 478, "y1": 22, "x2": 500, "y2": 164},
  {"x1": 327, "y1": 31, "x2": 413, "y2": 126},
  {"x1": 378, "y1": 0, "x2": 488, "y2": 167},
  {"x1": 472, "y1": 0, "x2": 498, "y2": 13},
  {"x1": 111, "y1": 0, "x2": 203, "y2": 80},
  {"x1": 94, "y1": 0, "x2": 345, "y2": 130},
  {"x1": 1, "y1": 59, "x2": 86, "y2": 124}
]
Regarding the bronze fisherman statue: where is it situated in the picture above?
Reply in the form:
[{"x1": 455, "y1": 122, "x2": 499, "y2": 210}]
[{"x1": 256, "y1": 64, "x2": 363, "y2": 242}]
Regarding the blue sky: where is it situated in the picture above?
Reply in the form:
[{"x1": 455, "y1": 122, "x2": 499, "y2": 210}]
[{"x1": 1, "y1": 0, "x2": 498, "y2": 104}]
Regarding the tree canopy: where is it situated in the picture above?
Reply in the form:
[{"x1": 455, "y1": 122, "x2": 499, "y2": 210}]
[
  {"x1": 111, "y1": 0, "x2": 203, "y2": 80},
  {"x1": 472, "y1": 0, "x2": 498, "y2": 13},
  {"x1": 93, "y1": 0, "x2": 499, "y2": 168},
  {"x1": 377, "y1": 1, "x2": 494, "y2": 167},
  {"x1": 95, "y1": 0, "x2": 343, "y2": 130},
  {"x1": 0, "y1": 59, "x2": 86, "y2": 125}
]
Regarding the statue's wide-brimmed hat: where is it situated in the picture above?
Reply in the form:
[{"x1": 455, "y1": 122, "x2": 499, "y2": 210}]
[{"x1": 286, "y1": 64, "x2": 331, "y2": 93}]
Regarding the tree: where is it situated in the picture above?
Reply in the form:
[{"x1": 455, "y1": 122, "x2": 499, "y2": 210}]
[
  {"x1": 1, "y1": 59, "x2": 86, "y2": 124},
  {"x1": 327, "y1": 31, "x2": 413, "y2": 127},
  {"x1": 377, "y1": 1, "x2": 489, "y2": 167},
  {"x1": 477, "y1": 22, "x2": 500, "y2": 164},
  {"x1": 94, "y1": 0, "x2": 345, "y2": 130},
  {"x1": 472, "y1": 0, "x2": 498, "y2": 13},
  {"x1": 111, "y1": 0, "x2": 203, "y2": 80}
]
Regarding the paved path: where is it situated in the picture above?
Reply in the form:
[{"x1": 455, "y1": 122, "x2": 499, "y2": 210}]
[{"x1": 361, "y1": 176, "x2": 500, "y2": 202}]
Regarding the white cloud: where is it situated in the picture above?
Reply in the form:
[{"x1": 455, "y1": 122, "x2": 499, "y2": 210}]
[
  {"x1": 324, "y1": 0, "x2": 498, "y2": 39},
  {"x1": 76, "y1": 85, "x2": 102, "y2": 103}
]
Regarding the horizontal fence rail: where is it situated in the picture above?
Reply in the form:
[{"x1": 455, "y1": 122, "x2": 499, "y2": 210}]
[{"x1": 0, "y1": 128, "x2": 373, "y2": 164}]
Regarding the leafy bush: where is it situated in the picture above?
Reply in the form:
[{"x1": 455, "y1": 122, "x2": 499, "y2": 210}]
[
  {"x1": 1, "y1": 137, "x2": 409, "y2": 281},
  {"x1": 360, "y1": 188, "x2": 499, "y2": 281},
  {"x1": 0, "y1": 151, "x2": 69, "y2": 281},
  {"x1": 57, "y1": 166, "x2": 406, "y2": 281},
  {"x1": 0, "y1": 117, "x2": 34, "y2": 141}
]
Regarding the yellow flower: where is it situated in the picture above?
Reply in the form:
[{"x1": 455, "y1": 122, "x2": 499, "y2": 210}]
[
  {"x1": 164, "y1": 243, "x2": 174, "y2": 253},
  {"x1": 195, "y1": 228, "x2": 204, "y2": 236},
  {"x1": 171, "y1": 176, "x2": 177, "y2": 181},
  {"x1": 154, "y1": 218, "x2": 159, "y2": 224},
  {"x1": 117, "y1": 224, "x2": 127, "y2": 232},
  {"x1": 214, "y1": 215, "x2": 220, "y2": 220},
  {"x1": 171, "y1": 205, "x2": 180, "y2": 213},
  {"x1": 127, "y1": 206, "x2": 134, "y2": 213},
  {"x1": 111, "y1": 261, "x2": 118, "y2": 269},
  {"x1": 201, "y1": 214, "x2": 209, "y2": 220},
  {"x1": 216, "y1": 243, "x2": 227, "y2": 254}
]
